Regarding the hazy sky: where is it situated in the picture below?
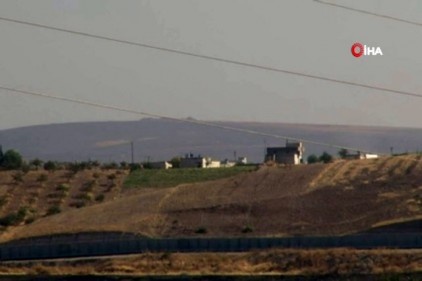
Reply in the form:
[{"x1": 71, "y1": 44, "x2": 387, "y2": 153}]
[{"x1": 0, "y1": 0, "x2": 421, "y2": 130}]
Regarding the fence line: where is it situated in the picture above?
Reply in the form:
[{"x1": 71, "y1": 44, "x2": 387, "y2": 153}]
[{"x1": 1, "y1": 234, "x2": 421, "y2": 261}]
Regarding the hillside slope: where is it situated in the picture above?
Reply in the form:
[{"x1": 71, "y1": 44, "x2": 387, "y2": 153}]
[{"x1": 0, "y1": 155, "x2": 421, "y2": 242}]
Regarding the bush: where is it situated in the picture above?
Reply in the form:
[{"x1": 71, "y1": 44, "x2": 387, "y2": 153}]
[
  {"x1": 47, "y1": 192, "x2": 66, "y2": 199},
  {"x1": 43, "y1": 161, "x2": 58, "y2": 172},
  {"x1": 30, "y1": 159, "x2": 43, "y2": 169},
  {"x1": 0, "y1": 196, "x2": 8, "y2": 207},
  {"x1": 68, "y1": 162, "x2": 85, "y2": 174},
  {"x1": 74, "y1": 193, "x2": 93, "y2": 201},
  {"x1": 107, "y1": 173, "x2": 117, "y2": 180},
  {"x1": 338, "y1": 148, "x2": 349, "y2": 159},
  {"x1": 95, "y1": 194, "x2": 105, "y2": 202},
  {"x1": 0, "y1": 213, "x2": 20, "y2": 226},
  {"x1": 80, "y1": 180, "x2": 96, "y2": 192},
  {"x1": 56, "y1": 184, "x2": 70, "y2": 192},
  {"x1": 0, "y1": 207, "x2": 27, "y2": 226},
  {"x1": 319, "y1": 151, "x2": 333, "y2": 164},
  {"x1": 25, "y1": 217, "x2": 35, "y2": 224},
  {"x1": 195, "y1": 227, "x2": 207, "y2": 234},
  {"x1": 46, "y1": 205, "x2": 61, "y2": 216},
  {"x1": 69, "y1": 201, "x2": 86, "y2": 208},
  {"x1": 307, "y1": 154, "x2": 319, "y2": 164},
  {"x1": 242, "y1": 225, "x2": 253, "y2": 233}
]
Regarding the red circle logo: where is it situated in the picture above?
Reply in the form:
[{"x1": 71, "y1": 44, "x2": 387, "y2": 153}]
[{"x1": 351, "y1": 43, "x2": 364, "y2": 58}]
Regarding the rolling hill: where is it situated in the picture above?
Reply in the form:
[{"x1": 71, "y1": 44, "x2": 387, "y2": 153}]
[
  {"x1": 1, "y1": 119, "x2": 422, "y2": 163},
  {"x1": 0, "y1": 154, "x2": 421, "y2": 242}
]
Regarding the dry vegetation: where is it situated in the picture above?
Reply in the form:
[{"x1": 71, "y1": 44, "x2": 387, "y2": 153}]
[
  {"x1": 0, "y1": 168, "x2": 128, "y2": 230},
  {"x1": 0, "y1": 249, "x2": 420, "y2": 276},
  {"x1": 0, "y1": 155, "x2": 421, "y2": 241}
]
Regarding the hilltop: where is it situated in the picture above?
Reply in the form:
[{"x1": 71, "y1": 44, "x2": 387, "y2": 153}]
[
  {"x1": 1, "y1": 119, "x2": 422, "y2": 163},
  {"x1": 0, "y1": 154, "x2": 421, "y2": 242}
]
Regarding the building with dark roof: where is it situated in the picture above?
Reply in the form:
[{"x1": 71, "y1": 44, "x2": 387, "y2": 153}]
[{"x1": 265, "y1": 142, "x2": 304, "y2": 165}]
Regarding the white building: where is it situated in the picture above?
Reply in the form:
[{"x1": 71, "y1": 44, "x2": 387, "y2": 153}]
[{"x1": 265, "y1": 142, "x2": 305, "y2": 165}]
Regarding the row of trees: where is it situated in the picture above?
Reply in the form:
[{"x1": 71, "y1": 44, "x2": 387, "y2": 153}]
[
  {"x1": 306, "y1": 149, "x2": 356, "y2": 164},
  {"x1": 306, "y1": 151, "x2": 333, "y2": 164},
  {"x1": 0, "y1": 146, "x2": 143, "y2": 172}
]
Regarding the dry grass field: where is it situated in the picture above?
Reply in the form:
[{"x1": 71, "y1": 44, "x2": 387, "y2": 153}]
[
  {"x1": 0, "y1": 249, "x2": 420, "y2": 276},
  {"x1": 0, "y1": 155, "x2": 421, "y2": 241}
]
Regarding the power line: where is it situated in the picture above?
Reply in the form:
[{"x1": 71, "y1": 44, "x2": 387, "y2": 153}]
[
  {"x1": 0, "y1": 15, "x2": 421, "y2": 99},
  {"x1": 314, "y1": 0, "x2": 422, "y2": 27},
  {"x1": 0, "y1": 85, "x2": 381, "y2": 154}
]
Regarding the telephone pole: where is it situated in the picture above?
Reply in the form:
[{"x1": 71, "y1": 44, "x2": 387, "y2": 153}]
[{"x1": 131, "y1": 141, "x2": 134, "y2": 164}]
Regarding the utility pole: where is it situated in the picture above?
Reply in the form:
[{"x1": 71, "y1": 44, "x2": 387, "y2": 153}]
[{"x1": 131, "y1": 141, "x2": 134, "y2": 164}]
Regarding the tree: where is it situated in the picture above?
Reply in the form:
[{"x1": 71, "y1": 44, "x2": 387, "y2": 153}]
[
  {"x1": 338, "y1": 148, "x2": 349, "y2": 159},
  {"x1": 30, "y1": 158, "x2": 43, "y2": 170},
  {"x1": 1, "y1": 150, "x2": 23, "y2": 170},
  {"x1": 307, "y1": 154, "x2": 319, "y2": 164},
  {"x1": 319, "y1": 151, "x2": 333, "y2": 164}
]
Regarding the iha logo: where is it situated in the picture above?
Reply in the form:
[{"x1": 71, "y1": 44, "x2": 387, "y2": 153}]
[{"x1": 351, "y1": 42, "x2": 383, "y2": 58}]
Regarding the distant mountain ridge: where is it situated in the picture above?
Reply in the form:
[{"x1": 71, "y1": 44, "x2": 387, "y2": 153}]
[{"x1": 0, "y1": 119, "x2": 422, "y2": 162}]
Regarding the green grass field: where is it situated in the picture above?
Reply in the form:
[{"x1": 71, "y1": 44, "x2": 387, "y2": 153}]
[{"x1": 124, "y1": 166, "x2": 257, "y2": 188}]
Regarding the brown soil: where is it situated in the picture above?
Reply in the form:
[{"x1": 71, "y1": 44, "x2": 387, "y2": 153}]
[{"x1": 0, "y1": 155, "x2": 421, "y2": 241}]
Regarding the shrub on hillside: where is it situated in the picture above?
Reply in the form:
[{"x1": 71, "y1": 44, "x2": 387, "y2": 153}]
[
  {"x1": 80, "y1": 180, "x2": 96, "y2": 192},
  {"x1": 319, "y1": 152, "x2": 333, "y2": 164},
  {"x1": 30, "y1": 159, "x2": 43, "y2": 170},
  {"x1": 195, "y1": 227, "x2": 207, "y2": 234},
  {"x1": 95, "y1": 194, "x2": 105, "y2": 202},
  {"x1": 242, "y1": 225, "x2": 254, "y2": 233},
  {"x1": 69, "y1": 201, "x2": 86, "y2": 208},
  {"x1": 0, "y1": 207, "x2": 28, "y2": 226},
  {"x1": 46, "y1": 205, "x2": 61, "y2": 216},
  {"x1": 56, "y1": 184, "x2": 70, "y2": 192},
  {"x1": 107, "y1": 173, "x2": 117, "y2": 180},
  {"x1": 43, "y1": 161, "x2": 58, "y2": 172}
]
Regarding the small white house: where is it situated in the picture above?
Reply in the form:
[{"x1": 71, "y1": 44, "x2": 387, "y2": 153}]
[{"x1": 360, "y1": 153, "x2": 379, "y2": 159}]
